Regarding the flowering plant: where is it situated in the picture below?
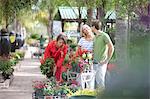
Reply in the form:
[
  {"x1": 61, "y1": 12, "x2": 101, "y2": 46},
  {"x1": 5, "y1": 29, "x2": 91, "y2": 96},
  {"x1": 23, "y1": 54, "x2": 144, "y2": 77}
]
[
  {"x1": 32, "y1": 80, "x2": 47, "y2": 98},
  {"x1": 71, "y1": 89, "x2": 97, "y2": 96},
  {"x1": 32, "y1": 78, "x2": 81, "y2": 98},
  {"x1": 32, "y1": 80, "x2": 46, "y2": 90},
  {"x1": 78, "y1": 51, "x2": 93, "y2": 71},
  {"x1": 40, "y1": 58, "x2": 55, "y2": 78},
  {"x1": 43, "y1": 79, "x2": 79, "y2": 96},
  {"x1": 82, "y1": 52, "x2": 93, "y2": 60}
]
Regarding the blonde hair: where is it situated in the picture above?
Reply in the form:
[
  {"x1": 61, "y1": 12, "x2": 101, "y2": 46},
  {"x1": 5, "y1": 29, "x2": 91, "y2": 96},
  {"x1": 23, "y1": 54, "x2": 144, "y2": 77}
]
[{"x1": 81, "y1": 24, "x2": 94, "y2": 39}]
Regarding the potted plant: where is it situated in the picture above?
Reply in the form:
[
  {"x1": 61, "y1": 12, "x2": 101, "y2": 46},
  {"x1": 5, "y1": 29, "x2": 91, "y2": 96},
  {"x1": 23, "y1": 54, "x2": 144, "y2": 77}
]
[
  {"x1": 0, "y1": 59, "x2": 13, "y2": 80},
  {"x1": 40, "y1": 58, "x2": 55, "y2": 78},
  {"x1": 32, "y1": 80, "x2": 46, "y2": 98},
  {"x1": 2, "y1": 68, "x2": 14, "y2": 79}
]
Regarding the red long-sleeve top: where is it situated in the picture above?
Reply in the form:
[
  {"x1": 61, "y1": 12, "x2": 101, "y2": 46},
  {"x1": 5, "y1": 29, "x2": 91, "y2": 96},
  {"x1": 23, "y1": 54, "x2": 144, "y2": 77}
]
[{"x1": 44, "y1": 40, "x2": 68, "y2": 67}]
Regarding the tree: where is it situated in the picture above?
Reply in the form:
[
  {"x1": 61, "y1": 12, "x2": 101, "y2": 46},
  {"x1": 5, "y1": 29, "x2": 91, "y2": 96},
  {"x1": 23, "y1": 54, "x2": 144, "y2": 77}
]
[
  {"x1": 38, "y1": 0, "x2": 68, "y2": 40},
  {"x1": 0, "y1": 0, "x2": 38, "y2": 29},
  {"x1": 0, "y1": 0, "x2": 14, "y2": 28}
]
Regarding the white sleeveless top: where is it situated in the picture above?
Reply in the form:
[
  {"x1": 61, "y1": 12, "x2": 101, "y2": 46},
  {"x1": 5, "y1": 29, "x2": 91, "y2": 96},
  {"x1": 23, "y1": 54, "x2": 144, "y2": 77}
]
[{"x1": 78, "y1": 37, "x2": 93, "y2": 52}]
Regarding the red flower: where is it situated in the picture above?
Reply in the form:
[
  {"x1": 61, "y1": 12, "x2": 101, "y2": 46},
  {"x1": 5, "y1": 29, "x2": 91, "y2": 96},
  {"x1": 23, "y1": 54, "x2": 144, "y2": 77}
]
[{"x1": 32, "y1": 80, "x2": 46, "y2": 90}]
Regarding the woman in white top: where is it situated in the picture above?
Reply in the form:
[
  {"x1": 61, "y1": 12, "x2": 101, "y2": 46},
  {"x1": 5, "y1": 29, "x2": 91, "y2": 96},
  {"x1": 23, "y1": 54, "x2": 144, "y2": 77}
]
[
  {"x1": 76, "y1": 24, "x2": 95, "y2": 89},
  {"x1": 77, "y1": 24, "x2": 94, "y2": 55}
]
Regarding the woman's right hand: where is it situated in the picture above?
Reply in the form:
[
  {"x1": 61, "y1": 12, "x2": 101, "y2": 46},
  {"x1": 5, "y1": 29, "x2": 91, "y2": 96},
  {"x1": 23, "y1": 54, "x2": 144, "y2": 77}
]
[{"x1": 60, "y1": 51, "x2": 64, "y2": 57}]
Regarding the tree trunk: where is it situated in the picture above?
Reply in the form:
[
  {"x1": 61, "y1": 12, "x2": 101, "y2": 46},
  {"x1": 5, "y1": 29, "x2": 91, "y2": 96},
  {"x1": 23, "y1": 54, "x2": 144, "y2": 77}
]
[
  {"x1": 115, "y1": 19, "x2": 128, "y2": 70},
  {"x1": 97, "y1": 0, "x2": 106, "y2": 30},
  {"x1": 5, "y1": 17, "x2": 9, "y2": 29},
  {"x1": 78, "y1": 7, "x2": 82, "y2": 32},
  {"x1": 47, "y1": 7, "x2": 54, "y2": 41},
  {"x1": 47, "y1": 20, "x2": 53, "y2": 41},
  {"x1": 86, "y1": 8, "x2": 93, "y2": 26},
  {"x1": 16, "y1": 20, "x2": 19, "y2": 33},
  {"x1": 115, "y1": 0, "x2": 129, "y2": 71},
  {"x1": 147, "y1": 3, "x2": 150, "y2": 28},
  {"x1": 96, "y1": 7, "x2": 105, "y2": 20},
  {"x1": 47, "y1": 24, "x2": 50, "y2": 41},
  {"x1": 148, "y1": 3, "x2": 150, "y2": 15}
]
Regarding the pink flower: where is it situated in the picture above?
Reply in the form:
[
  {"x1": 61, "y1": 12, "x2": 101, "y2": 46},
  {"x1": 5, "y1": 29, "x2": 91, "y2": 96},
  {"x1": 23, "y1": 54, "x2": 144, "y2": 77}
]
[
  {"x1": 71, "y1": 80, "x2": 79, "y2": 86},
  {"x1": 32, "y1": 80, "x2": 46, "y2": 90}
]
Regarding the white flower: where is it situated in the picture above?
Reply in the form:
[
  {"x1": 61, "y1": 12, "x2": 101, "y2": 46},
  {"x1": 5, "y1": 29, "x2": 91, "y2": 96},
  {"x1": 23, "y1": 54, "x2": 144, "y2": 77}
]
[{"x1": 87, "y1": 53, "x2": 92, "y2": 60}]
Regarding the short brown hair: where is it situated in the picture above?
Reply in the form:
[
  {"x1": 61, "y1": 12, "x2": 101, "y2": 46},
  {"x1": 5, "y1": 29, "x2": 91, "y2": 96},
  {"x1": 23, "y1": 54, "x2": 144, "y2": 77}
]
[
  {"x1": 56, "y1": 34, "x2": 66, "y2": 44},
  {"x1": 91, "y1": 20, "x2": 101, "y2": 30}
]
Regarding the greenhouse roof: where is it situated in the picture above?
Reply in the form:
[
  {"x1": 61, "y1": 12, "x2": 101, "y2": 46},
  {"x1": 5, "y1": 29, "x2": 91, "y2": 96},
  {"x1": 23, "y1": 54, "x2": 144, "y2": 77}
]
[
  {"x1": 59, "y1": 7, "x2": 116, "y2": 20},
  {"x1": 59, "y1": 7, "x2": 96, "y2": 19}
]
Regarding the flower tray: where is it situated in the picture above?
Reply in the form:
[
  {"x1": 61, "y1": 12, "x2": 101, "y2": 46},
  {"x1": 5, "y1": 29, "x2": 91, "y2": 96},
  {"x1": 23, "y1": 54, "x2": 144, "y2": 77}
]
[{"x1": 32, "y1": 93, "x2": 68, "y2": 99}]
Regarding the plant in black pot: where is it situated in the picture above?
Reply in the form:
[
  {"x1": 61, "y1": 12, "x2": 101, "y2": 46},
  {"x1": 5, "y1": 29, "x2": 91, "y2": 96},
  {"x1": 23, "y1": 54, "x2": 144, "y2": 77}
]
[
  {"x1": 2, "y1": 68, "x2": 14, "y2": 79},
  {"x1": 0, "y1": 60, "x2": 13, "y2": 80},
  {"x1": 40, "y1": 58, "x2": 55, "y2": 78},
  {"x1": 0, "y1": 28, "x2": 11, "y2": 58}
]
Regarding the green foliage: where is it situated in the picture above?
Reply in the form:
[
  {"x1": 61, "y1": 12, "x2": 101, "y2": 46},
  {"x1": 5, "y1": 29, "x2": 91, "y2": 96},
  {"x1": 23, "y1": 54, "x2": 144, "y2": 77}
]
[
  {"x1": 10, "y1": 51, "x2": 25, "y2": 66},
  {"x1": 43, "y1": 80, "x2": 78, "y2": 96},
  {"x1": 0, "y1": 0, "x2": 38, "y2": 27},
  {"x1": 34, "y1": 11, "x2": 49, "y2": 26},
  {"x1": 67, "y1": 39, "x2": 77, "y2": 51},
  {"x1": 30, "y1": 33, "x2": 40, "y2": 40},
  {"x1": 115, "y1": 0, "x2": 149, "y2": 18},
  {"x1": 14, "y1": 53, "x2": 21, "y2": 60},
  {"x1": 70, "y1": 44, "x2": 77, "y2": 51},
  {"x1": 15, "y1": 51, "x2": 25, "y2": 59},
  {"x1": 0, "y1": 60, "x2": 13, "y2": 73},
  {"x1": 40, "y1": 58, "x2": 55, "y2": 78},
  {"x1": 10, "y1": 58, "x2": 18, "y2": 66},
  {"x1": 70, "y1": 60, "x2": 79, "y2": 72},
  {"x1": 39, "y1": 0, "x2": 66, "y2": 18},
  {"x1": 63, "y1": 54, "x2": 69, "y2": 66},
  {"x1": 66, "y1": 0, "x2": 101, "y2": 8},
  {"x1": 53, "y1": 12, "x2": 61, "y2": 20},
  {"x1": 36, "y1": 0, "x2": 76, "y2": 28},
  {"x1": 3, "y1": 68, "x2": 14, "y2": 77}
]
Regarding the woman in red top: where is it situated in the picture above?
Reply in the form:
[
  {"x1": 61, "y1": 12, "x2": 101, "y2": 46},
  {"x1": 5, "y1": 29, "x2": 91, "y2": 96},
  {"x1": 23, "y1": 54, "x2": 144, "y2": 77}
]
[{"x1": 43, "y1": 34, "x2": 68, "y2": 82}]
